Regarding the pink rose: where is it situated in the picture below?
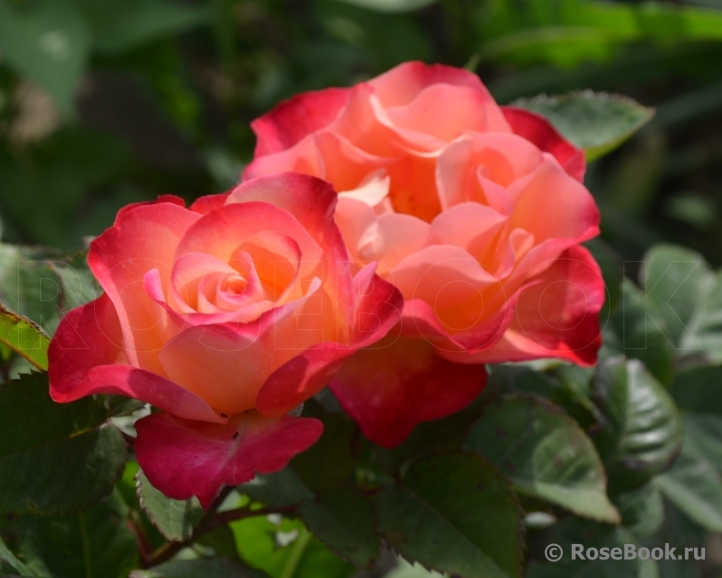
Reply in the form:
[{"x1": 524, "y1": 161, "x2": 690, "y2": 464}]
[
  {"x1": 245, "y1": 62, "x2": 604, "y2": 447},
  {"x1": 48, "y1": 173, "x2": 402, "y2": 506}
]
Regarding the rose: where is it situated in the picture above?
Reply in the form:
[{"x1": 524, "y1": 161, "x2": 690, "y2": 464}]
[
  {"x1": 48, "y1": 173, "x2": 402, "y2": 506},
  {"x1": 245, "y1": 62, "x2": 604, "y2": 447}
]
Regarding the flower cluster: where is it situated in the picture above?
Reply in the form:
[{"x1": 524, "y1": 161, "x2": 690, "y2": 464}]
[{"x1": 49, "y1": 62, "x2": 603, "y2": 505}]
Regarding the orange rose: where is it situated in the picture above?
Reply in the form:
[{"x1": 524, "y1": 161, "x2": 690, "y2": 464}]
[
  {"x1": 245, "y1": 62, "x2": 604, "y2": 446},
  {"x1": 48, "y1": 173, "x2": 402, "y2": 505}
]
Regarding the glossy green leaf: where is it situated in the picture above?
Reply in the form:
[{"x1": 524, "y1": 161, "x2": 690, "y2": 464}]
[
  {"x1": 12, "y1": 490, "x2": 138, "y2": 578},
  {"x1": 240, "y1": 469, "x2": 314, "y2": 509},
  {"x1": 130, "y1": 559, "x2": 268, "y2": 578},
  {"x1": 377, "y1": 452, "x2": 523, "y2": 578},
  {"x1": 0, "y1": 372, "x2": 127, "y2": 515},
  {"x1": 514, "y1": 91, "x2": 654, "y2": 161},
  {"x1": 466, "y1": 395, "x2": 619, "y2": 523},
  {"x1": 0, "y1": 306, "x2": 50, "y2": 370},
  {"x1": 299, "y1": 488, "x2": 380, "y2": 568},
  {"x1": 136, "y1": 470, "x2": 204, "y2": 542},
  {"x1": 231, "y1": 516, "x2": 354, "y2": 578},
  {"x1": 654, "y1": 435, "x2": 722, "y2": 532},
  {"x1": 591, "y1": 359, "x2": 682, "y2": 493},
  {"x1": 0, "y1": 0, "x2": 90, "y2": 117}
]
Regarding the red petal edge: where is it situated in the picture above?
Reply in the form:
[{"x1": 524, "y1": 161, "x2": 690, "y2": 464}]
[
  {"x1": 251, "y1": 87, "x2": 352, "y2": 157},
  {"x1": 48, "y1": 294, "x2": 222, "y2": 423},
  {"x1": 329, "y1": 336, "x2": 487, "y2": 448},
  {"x1": 502, "y1": 106, "x2": 586, "y2": 183},
  {"x1": 135, "y1": 412, "x2": 323, "y2": 508}
]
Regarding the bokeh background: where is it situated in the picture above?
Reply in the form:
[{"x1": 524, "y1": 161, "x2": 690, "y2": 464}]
[{"x1": 1, "y1": 0, "x2": 722, "y2": 269}]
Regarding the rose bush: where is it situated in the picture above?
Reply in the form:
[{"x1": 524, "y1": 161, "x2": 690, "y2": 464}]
[
  {"x1": 48, "y1": 173, "x2": 402, "y2": 507},
  {"x1": 245, "y1": 62, "x2": 605, "y2": 447}
]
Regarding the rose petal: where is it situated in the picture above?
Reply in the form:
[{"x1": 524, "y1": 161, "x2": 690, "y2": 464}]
[
  {"x1": 48, "y1": 295, "x2": 222, "y2": 422},
  {"x1": 386, "y1": 84, "x2": 509, "y2": 142},
  {"x1": 189, "y1": 192, "x2": 232, "y2": 215},
  {"x1": 509, "y1": 153, "x2": 600, "y2": 243},
  {"x1": 443, "y1": 245, "x2": 604, "y2": 366},
  {"x1": 502, "y1": 106, "x2": 586, "y2": 183},
  {"x1": 255, "y1": 263, "x2": 403, "y2": 417},
  {"x1": 135, "y1": 411, "x2": 323, "y2": 508},
  {"x1": 329, "y1": 335, "x2": 487, "y2": 447},
  {"x1": 113, "y1": 195, "x2": 186, "y2": 226},
  {"x1": 89, "y1": 203, "x2": 201, "y2": 372},
  {"x1": 251, "y1": 87, "x2": 352, "y2": 157},
  {"x1": 157, "y1": 280, "x2": 326, "y2": 415},
  {"x1": 369, "y1": 61, "x2": 489, "y2": 108}
]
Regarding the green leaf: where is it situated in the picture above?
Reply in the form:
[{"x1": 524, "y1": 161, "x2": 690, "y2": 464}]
[
  {"x1": 51, "y1": 257, "x2": 99, "y2": 314},
  {"x1": 231, "y1": 517, "x2": 354, "y2": 578},
  {"x1": 591, "y1": 359, "x2": 683, "y2": 493},
  {"x1": 290, "y1": 401, "x2": 358, "y2": 493},
  {"x1": 0, "y1": 372, "x2": 127, "y2": 515},
  {"x1": 240, "y1": 469, "x2": 314, "y2": 509},
  {"x1": 130, "y1": 559, "x2": 268, "y2": 578},
  {"x1": 680, "y1": 414, "x2": 722, "y2": 471},
  {"x1": 377, "y1": 452, "x2": 523, "y2": 578},
  {"x1": 670, "y1": 365, "x2": 722, "y2": 417},
  {"x1": 0, "y1": 244, "x2": 65, "y2": 336},
  {"x1": 466, "y1": 395, "x2": 619, "y2": 523},
  {"x1": 136, "y1": 470, "x2": 204, "y2": 542},
  {"x1": 0, "y1": 0, "x2": 90, "y2": 117},
  {"x1": 613, "y1": 484, "x2": 664, "y2": 539},
  {"x1": 610, "y1": 280, "x2": 674, "y2": 385},
  {"x1": 0, "y1": 536, "x2": 37, "y2": 577},
  {"x1": 527, "y1": 518, "x2": 657, "y2": 578},
  {"x1": 654, "y1": 435, "x2": 722, "y2": 532},
  {"x1": 640, "y1": 244, "x2": 714, "y2": 348},
  {"x1": 76, "y1": 0, "x2": 212, "y2": 55},
  {"x1": 0, "y1": 306, "x2": 50, "y2": 370},
  {"x1": 487, "y1": 364, "x2": 599, "y2": 428},
  {"x1": 513, "y1": 91, "x2": 654, "y2": 161},
  {"x1": 678, "y1": 270, "x2": 722, "y2": 362},
  {"x1": 299, "y1": 488, "x2": 380, "y2": 568},
  {"x1": 12, "y1": 490, "x2": 138, "y2": 578},
  {"x1": 385, "y1": 559, "x2": 445, "y2": 578},
  {"x1": 332, "y1": 0, "x2": 438, "y2": 12}
]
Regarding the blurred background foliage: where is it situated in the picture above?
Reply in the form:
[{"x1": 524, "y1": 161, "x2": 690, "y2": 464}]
[{"x1": 0, "y1": 0, "x2": 721, "y2": 264}]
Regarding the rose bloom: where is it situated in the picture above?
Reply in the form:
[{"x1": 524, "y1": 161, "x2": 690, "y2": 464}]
[
  {"x1": 48, "y1": 173, "x2": 401, "y2": 506},
  {"x1": 245, "y1": 62, "x2": 605, "y2": 447}
]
